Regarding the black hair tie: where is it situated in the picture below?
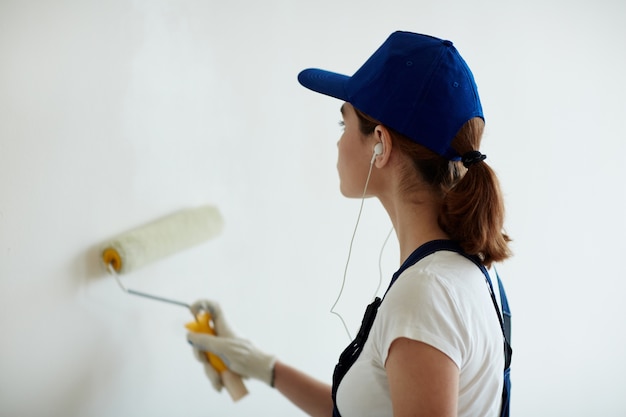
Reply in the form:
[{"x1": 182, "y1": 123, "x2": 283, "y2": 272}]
[{"x1": 461, "y1": 151, "x2": 486, "y2": 168}]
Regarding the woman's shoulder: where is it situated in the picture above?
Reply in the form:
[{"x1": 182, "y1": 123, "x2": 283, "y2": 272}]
[
  {"x1": 398, "y1": 250, "x2": 483, "y2": 289},
  {"x1": 383, "y1": 250, "x2": 490, "y2": 317}
]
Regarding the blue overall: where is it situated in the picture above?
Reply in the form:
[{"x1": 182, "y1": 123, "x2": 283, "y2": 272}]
[{"x1": 331, "y1": 240, "x2": 512, "y2": 417}]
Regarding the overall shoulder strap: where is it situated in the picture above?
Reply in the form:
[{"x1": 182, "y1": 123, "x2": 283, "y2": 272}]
[
  {"x1": 457, "y1": 254, "x2": 513, "y2": 417},
  {"x1": 454, "y1": 252, "x2": 512, "y2": 370},
  {"x1": 496, "y1": 268, "x2": 512, "y2": 345}
]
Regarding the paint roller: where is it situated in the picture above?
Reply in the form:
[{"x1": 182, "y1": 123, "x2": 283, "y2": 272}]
[{"x1": 100, "y1": 205, "x2": 248, "y2": 401}]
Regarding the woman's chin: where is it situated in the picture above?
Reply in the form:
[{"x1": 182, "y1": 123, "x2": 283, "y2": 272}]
[{"x1": 339, "y1": 184, "x2": 362, "y2": 199}]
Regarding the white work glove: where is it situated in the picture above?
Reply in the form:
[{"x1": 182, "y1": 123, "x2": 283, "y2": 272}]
[{"x1": 187, "y1": 299, "x2": 276, "y2": 389}]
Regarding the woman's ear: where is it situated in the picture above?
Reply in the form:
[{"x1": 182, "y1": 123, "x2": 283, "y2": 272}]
[{"x1": 373, "y1": 125, "x2": 393, "y2": 168}]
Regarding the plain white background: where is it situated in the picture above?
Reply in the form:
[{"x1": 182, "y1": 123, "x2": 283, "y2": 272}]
[{"x1": 1, "y1": 0, "x2": 625, "y2": 416}]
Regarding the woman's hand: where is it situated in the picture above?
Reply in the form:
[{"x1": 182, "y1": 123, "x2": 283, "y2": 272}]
[{"x1": 187, "y1": 299, "x2": 276, "y2": 387}]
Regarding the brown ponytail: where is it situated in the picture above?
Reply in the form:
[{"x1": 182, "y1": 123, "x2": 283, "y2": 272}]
[
  {"x1": 441, "y1": 117, "x2": 512, "y2": 267},
  {"x1": 354, "y1": 109, "x2": 511, "y2": 267}
]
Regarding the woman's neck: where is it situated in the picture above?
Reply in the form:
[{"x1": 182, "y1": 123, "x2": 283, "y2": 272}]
[{"x1": 379, "y1": 192, "x2": 449, "y2": 265}]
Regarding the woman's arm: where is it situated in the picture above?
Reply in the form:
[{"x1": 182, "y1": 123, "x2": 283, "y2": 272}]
[
  {"x1": 386, "y1": 338, "x2": 459, "y2": 417},
  {"x1": 273, "y1": 360, "x2": 333, "y2": 417}
]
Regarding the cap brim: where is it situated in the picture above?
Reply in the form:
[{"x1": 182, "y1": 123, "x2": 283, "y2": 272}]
[{"x1": 297, "y1": 68, "x2": 350, "y2": 102}]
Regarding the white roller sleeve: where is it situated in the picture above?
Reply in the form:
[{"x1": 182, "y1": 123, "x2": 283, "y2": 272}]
[{"x1": 101, "y1": 206, "x2": 223, "y2": 274}]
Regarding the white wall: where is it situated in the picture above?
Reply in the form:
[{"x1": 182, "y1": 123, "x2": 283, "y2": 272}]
[{"x1": 1, "y1": 1, "x2": 625, "y2": 416}]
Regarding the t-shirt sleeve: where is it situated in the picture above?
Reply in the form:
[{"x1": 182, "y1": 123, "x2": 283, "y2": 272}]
[{"x1": 374, "y1": 268, "x2": 467, "y2": 369}]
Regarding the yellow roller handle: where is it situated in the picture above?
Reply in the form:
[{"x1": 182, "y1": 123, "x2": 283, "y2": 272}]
[
  {"x1": 185, "y1": 312, "x2": 228, "y2": 373},
  {"x1": 186, "y1": 312, "x2": 249, "y2": 401}
]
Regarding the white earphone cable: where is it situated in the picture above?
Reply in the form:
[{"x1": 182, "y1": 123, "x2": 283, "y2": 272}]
[
  {"x1": 330, "y1": 158, "x2": 377, "y2": 341},
  {"x1": 374, "y1": 226, "x2": 394, "y2": 300}
]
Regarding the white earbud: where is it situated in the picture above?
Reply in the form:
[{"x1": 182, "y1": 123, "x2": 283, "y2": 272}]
[{"x1": 371, "y1": 143, "x2": 383, "y2": 164}]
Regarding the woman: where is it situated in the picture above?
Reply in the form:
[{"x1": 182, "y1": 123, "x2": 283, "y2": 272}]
[{"x1": 187, "y1": 31, "x2": 512, "y2": 417}]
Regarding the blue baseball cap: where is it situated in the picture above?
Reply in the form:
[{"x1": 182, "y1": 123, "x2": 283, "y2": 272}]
[{"x1": 297, "y1": 31, "x2": 483, "y2": 160}]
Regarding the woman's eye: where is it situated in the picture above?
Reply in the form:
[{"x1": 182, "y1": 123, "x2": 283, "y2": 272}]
[{"x1": 338, "y1": 120, "x2": 345, "y2": 129}]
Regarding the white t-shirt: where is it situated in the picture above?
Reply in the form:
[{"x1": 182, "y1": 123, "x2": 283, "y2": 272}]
[{"x1": 336, "y1": 250, "x2": 504, "y2": 417}]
